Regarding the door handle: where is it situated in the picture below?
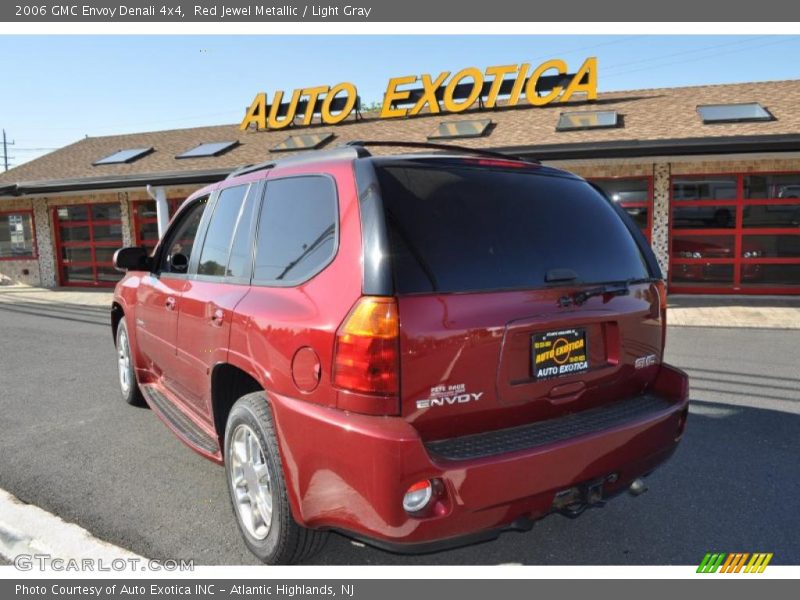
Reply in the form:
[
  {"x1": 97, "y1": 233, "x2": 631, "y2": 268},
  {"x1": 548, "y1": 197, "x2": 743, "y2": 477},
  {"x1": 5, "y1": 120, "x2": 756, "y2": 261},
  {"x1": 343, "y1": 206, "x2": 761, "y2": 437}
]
[
  {"x1": 165, "y1": 296, "x2": 176, "y2": 311},
  {"x1": 211, "y1": 308, "x2": 224, "y2": 327}
]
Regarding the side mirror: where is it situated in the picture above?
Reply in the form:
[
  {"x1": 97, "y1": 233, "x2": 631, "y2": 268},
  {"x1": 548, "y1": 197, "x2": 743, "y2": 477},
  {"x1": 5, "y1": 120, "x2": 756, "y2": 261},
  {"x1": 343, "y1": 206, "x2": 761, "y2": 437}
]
[
  {"x1": 113, "y1": 247, "x2": 151, "y2": 272},
  {"x1": 169, "y1": 252, "x2": 189, "y2": 273}
]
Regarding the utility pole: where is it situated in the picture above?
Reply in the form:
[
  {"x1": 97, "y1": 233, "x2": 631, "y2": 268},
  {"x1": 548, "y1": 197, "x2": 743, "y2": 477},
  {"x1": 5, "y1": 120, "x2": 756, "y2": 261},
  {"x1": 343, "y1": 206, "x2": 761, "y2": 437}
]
[{"x1": 2, "y1": 129, "x2": 15, "y2": 172}]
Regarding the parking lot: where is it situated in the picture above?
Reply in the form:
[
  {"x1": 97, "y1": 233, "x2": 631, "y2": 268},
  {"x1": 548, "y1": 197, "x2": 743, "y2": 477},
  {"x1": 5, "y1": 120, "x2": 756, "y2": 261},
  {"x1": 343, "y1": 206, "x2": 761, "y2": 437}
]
[{"x1": 0, "y1": 293, "x2": 798, "y2": 565}]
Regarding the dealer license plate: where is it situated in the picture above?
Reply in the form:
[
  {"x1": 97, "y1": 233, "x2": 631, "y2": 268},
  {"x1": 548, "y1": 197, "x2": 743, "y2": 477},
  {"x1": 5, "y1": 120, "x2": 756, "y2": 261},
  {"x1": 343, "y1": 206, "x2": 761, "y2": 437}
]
[{"x1": 532, "y1": 328, "x2": 589, "y2": 380}]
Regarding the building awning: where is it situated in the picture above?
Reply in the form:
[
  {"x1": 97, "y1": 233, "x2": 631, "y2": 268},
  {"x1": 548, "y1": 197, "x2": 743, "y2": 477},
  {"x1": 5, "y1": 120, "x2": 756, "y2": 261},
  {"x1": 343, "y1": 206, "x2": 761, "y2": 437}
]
[
  {"x1": 0, "y1": 168, "x2": 232, "y2": 197},
  {"x1": 500, "y1": 133, "x2": 800, "y2": 161}
]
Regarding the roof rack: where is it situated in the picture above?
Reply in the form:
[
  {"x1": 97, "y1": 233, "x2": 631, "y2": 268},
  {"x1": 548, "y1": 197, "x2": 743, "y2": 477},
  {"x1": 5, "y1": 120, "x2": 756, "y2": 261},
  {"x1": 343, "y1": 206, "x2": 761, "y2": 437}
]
[
  {"x1": 225, "y1": 159, "x2": 276, "y2": 180},
  {"x1": 225, "y1": 146, "x2": 368, "y2": 180},
  {"x1": 224, "y1": 140, "x2": 537, "y2": 181},
  {"x1": 344, "y1": 140, "x2": 539, "y2": 164}
]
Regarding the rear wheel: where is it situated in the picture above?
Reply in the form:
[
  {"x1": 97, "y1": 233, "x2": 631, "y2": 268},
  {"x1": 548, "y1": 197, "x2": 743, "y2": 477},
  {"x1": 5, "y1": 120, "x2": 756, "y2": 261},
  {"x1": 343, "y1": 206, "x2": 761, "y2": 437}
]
[
  {"x1": 224, "y1": 392, "x2": 327, "y2": 564},
  {"x1": 116, "y1": 320, "x2": 145, "y2": 407}
]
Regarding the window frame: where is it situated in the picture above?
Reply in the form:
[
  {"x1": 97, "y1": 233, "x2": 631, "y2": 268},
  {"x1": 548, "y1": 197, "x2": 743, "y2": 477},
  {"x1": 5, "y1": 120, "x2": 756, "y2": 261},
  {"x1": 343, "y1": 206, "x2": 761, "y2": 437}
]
[
  {"x1": 192, "y1": 183, "x2": 255, "y2": 283},
  {"x1": 428, "y1": 119, "x2": 493, "y2": 140},
  {"x1": 250, "y1": 173, "x2": 340, "y2": 288},
  {"x1": 175, "y1": 141, "x2": 240, "y2": 159},
  {"x1": 556, "y1": 110, "x2": 620, "y2": 132},
  {"x1": 696, "y1": 102, "x2": 774, "y2": 124},
  {"x1": 152, "y1": 194, "x2": 213, "y2": 279},
  {"x1": 93, "y1": 147, "x2": 154, "y2": 165},
  {"x1": 669, "y1": 170, "x2": 800, "y2": 294},
  {"x1": 0, "y1": 209, "x2": 37, "y2": 261}
]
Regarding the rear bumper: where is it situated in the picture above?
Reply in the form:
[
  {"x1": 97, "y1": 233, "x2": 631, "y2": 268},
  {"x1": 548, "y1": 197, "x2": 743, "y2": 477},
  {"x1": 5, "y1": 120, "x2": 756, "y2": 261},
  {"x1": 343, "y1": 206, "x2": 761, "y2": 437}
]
[{"x1": 268, "y1": 363, "x2": 689, "y2": 550}]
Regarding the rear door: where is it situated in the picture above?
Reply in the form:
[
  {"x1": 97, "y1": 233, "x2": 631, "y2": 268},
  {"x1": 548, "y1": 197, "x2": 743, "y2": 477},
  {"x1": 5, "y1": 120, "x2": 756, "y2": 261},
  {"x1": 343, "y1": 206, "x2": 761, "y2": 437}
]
[
  {"x1": 373, "y1": 161, "x2": 664, "y2": 441},
  {"x1": 172, "y1": 183, "x2": 259, "y2": 420}
]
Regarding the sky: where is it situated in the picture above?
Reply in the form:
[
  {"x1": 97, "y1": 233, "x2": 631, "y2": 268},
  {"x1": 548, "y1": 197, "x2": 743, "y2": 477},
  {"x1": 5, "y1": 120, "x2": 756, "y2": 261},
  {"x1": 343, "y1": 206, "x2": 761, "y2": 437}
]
[{"x1": 2, "y1": 34, "x2": 800, "y2": 167}]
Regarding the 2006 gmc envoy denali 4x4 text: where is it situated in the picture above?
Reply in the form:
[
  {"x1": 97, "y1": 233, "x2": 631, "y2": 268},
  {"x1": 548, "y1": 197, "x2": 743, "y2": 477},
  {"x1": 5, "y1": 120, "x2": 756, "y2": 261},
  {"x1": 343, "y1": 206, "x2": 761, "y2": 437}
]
[{"x1": 111, "y1": 141, "x2": 689, "y2": 564}]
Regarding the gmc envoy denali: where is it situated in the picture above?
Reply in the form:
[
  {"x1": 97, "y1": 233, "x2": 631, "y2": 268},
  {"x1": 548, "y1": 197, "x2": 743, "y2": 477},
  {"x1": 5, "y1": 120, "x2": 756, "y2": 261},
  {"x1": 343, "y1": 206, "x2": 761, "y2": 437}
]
[{"x1": 111, "y1": 141, "x2": 689, "y2": 564}]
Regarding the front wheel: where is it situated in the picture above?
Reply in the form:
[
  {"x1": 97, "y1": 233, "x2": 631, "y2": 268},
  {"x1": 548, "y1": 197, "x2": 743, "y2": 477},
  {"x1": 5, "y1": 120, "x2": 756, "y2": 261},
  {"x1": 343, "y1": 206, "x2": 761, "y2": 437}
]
[
  {"x1": 116, "y1": 320, "x2": 145, "y2": 407},
  {"x1": 224, "y1": 392, "x2": 327, "y2": 564}
]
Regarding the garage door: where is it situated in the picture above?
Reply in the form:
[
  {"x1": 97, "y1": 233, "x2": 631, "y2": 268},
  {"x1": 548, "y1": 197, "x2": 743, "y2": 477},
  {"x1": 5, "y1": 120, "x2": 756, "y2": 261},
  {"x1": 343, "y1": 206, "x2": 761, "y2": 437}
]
[{"x1": 53, "y1": 203, "x2": 124, "y2": 287}]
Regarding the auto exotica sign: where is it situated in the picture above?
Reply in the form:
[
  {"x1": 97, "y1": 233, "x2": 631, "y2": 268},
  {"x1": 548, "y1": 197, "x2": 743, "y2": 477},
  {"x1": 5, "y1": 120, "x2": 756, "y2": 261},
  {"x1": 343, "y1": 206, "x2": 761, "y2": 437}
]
[{"x1": 240, "y1": 57, "x2": 598, "y2": 130}]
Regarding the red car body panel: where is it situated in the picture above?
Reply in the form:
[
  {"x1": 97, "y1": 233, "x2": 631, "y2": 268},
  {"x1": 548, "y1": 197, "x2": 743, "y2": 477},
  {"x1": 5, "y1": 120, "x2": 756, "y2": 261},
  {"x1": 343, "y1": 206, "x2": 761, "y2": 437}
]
[
  {"x1": 396, "y1": 284, "x2": 665, "y2": 440},
  {"x1": 113, "y1": 150, "x2": 690, "y2": 550},
  {"x1": 266, "y1": 363, "x2": 686, "y2": 545}
]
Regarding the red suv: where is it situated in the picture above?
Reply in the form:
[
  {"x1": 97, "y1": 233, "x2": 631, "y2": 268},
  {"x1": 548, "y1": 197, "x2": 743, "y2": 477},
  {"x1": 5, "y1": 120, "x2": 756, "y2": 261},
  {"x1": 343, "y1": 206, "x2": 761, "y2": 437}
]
[{"x1": 112, "y1": 142, "x2": 689, "y2": 564}]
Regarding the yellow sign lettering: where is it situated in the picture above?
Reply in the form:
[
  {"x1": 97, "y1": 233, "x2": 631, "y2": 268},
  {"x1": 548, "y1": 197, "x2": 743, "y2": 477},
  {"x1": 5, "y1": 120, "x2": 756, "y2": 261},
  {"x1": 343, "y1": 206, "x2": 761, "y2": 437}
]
[
  {"x1": 381, "y1": 75, "x2": 417, "y2": 119},
  {"x1": 443, "y1": 67, "x2": 484, "y2": 113},
  {"x1": 561, "y1": 57, "x2": 598, "y2": 103},
  {"x1": 409, "y1": 72, "x2": 450, "y2": 116},
  {"x1": 526, "y1": 59, "x2": 568, "y2": 106},
  {"x1": 484, "y1": 64, "x2": 518, "y2": 108},
  {"x1": 322, "y1": 81, "x2": 358, "y2": 125},
  {"x1": 241, "y1": 58, "x2": 599, "y2": 131},
  {"x1": 240, "y1": 92, "x2": 267, "y2": 131},
  {"x1": 267, "y1": 89, "x2": 301, "y2": 130}
]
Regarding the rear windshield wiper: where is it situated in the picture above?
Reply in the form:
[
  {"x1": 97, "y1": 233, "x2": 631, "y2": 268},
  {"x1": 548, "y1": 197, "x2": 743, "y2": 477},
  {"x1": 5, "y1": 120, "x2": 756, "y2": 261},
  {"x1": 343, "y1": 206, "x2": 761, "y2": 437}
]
[{"x1": 559, "y1": 277, "x2": 655, "y2": 307}]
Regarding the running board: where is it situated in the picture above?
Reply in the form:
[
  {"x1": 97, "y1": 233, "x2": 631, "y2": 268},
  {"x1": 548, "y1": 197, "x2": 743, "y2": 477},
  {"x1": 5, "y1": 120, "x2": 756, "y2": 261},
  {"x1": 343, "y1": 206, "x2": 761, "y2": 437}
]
[{"x1": 141, "y1": 384, "x2": 220, "y2": 455}]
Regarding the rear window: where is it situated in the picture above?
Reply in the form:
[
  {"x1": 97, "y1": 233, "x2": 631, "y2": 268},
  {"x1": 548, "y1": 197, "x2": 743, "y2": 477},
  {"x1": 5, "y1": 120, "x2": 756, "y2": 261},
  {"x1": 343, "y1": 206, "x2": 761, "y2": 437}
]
[{"x1": 375, "y1": 164, "x2": 650, "y2": 294}]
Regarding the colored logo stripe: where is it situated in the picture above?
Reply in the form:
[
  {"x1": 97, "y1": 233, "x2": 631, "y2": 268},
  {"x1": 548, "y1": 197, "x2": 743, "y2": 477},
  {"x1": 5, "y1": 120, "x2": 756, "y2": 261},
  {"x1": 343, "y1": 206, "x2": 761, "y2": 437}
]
[
  {"x1": 745, "y1": 553, "x2": 773, "y2": 573},
  {"x1": 697, "y1": 552, "x2": 773, "y2": 573}
]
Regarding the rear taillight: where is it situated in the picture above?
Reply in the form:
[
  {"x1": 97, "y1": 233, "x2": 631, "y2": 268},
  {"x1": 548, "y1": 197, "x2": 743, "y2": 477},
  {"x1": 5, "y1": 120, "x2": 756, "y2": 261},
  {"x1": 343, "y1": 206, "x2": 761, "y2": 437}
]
[{"x1": 333, "y1": 296, "x2": 399, "y2": 396}]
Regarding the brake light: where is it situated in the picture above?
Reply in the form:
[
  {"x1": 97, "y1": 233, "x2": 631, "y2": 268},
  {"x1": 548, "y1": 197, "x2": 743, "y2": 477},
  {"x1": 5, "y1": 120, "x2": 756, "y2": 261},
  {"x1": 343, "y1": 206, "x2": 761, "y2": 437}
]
[
  {"x1": 470, "y1": 158, "x2": 533, "y2": 169},
  {"x1": 333, "y1": 296, "x2": 399, "y2": 396}
]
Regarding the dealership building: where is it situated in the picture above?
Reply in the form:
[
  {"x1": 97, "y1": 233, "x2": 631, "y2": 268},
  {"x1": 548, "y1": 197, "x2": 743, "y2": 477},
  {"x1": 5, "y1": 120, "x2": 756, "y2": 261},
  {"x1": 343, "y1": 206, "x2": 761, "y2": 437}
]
[{"x1": 1, "y1": 77, "x2": 799, "y2": 294}]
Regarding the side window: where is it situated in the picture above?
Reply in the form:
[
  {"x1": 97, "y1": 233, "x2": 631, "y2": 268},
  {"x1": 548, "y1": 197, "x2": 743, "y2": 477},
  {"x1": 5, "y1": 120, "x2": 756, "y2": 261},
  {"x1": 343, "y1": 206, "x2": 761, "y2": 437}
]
[
  {"x1": 253, "y1": 176, "x2": 338, "y2": 285},
  {"x1": 198, "y1": 185, "x2": 250, "y2": 277},
  {"x1": 226, "y1": 186, "x2": 260, "y2": 279},
  {"x1": 159, "y1": 197, "x2": 209, "y2": 273}
]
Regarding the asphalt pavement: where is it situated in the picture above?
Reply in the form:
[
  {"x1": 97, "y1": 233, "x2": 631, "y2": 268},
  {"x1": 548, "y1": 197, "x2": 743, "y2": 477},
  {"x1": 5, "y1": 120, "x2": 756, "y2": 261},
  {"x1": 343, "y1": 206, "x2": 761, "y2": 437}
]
[{"x1": 0, "y1": 299, "x2": 798, "y2": 565}]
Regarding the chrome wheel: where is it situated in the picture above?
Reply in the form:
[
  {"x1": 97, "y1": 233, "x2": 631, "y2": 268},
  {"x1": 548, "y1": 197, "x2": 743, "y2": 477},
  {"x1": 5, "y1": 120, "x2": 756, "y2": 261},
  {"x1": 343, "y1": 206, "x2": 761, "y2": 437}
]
[
  {"x1": 118, "y1": 328, "x2": 131, "y2": 395},
  {"x1": 229, "y1": 424, "x2": 273, "y2": 540}
]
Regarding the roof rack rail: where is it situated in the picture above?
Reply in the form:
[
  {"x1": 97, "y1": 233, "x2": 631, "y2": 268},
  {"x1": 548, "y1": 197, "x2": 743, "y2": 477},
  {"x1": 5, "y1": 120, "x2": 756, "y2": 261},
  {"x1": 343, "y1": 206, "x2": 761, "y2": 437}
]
[
  {"x1": 225, "y1": 159, "x2": 276, "y2": 180},
  {"x1": 344, "y1": 140, "x2": 539, "y2": 164},
  {"x1": 226, "y1": 146, "x2": 369, "y2": 180}
]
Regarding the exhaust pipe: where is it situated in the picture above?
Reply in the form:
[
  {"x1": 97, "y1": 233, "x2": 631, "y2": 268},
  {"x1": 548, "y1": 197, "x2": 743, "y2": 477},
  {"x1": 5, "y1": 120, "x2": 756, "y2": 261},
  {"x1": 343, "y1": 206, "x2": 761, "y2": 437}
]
[{"x1": 629, "y1": 478, "x2": 648, "y2": 496}]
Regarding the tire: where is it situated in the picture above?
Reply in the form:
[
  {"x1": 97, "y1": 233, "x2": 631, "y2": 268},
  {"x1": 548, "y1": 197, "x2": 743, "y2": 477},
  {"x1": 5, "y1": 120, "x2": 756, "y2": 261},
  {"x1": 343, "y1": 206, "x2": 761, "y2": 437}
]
[
  {"x1": 224, "y1": 392, "x2": 327, "y2": 564},
  {"x1": 116, "y1": 320, "x2": 145, "y2": 407}
]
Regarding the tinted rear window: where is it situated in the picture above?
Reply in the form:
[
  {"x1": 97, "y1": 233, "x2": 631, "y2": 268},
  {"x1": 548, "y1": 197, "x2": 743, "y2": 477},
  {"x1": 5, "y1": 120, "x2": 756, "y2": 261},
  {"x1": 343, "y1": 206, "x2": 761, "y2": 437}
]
[{"x1": 376, "y1": 164, "x2": 649, "y2": 294}]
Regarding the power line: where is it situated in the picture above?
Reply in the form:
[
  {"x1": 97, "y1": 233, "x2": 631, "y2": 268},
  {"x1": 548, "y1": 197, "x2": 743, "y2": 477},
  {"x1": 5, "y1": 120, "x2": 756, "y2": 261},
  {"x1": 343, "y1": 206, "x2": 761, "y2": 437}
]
[
  {"x1": 601, "y1": 36, "x2": 773, "y2": 72},
  {"x1": 603, "y1": 36, "x2": 800, "y2": 80},
  {"x1": 2, "y1": 130, "x2": 15, "y2": 172}
]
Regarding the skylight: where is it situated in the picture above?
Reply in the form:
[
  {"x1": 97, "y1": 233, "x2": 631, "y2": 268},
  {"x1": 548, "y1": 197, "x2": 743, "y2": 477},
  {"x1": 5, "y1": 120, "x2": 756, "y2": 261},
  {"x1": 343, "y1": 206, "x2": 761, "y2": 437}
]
[
  {"x1": 176, "y1": 141, "x2": 239, "y2": 159},
  {"x1": 556, "y1": 111, "x2": 619, "y2": 132},
  {"x1": 93, "y1": 148, "x2": 153, "y2": 165},
  {"x1": 428, "y1": 119, "x2": 492, "y2": 140},
  {"x1": 697, "y1": 103, "x2": 773, "y2": 124},
  {"x1": 271, "y1": 133, "x2": 334, "y2": 152}
]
